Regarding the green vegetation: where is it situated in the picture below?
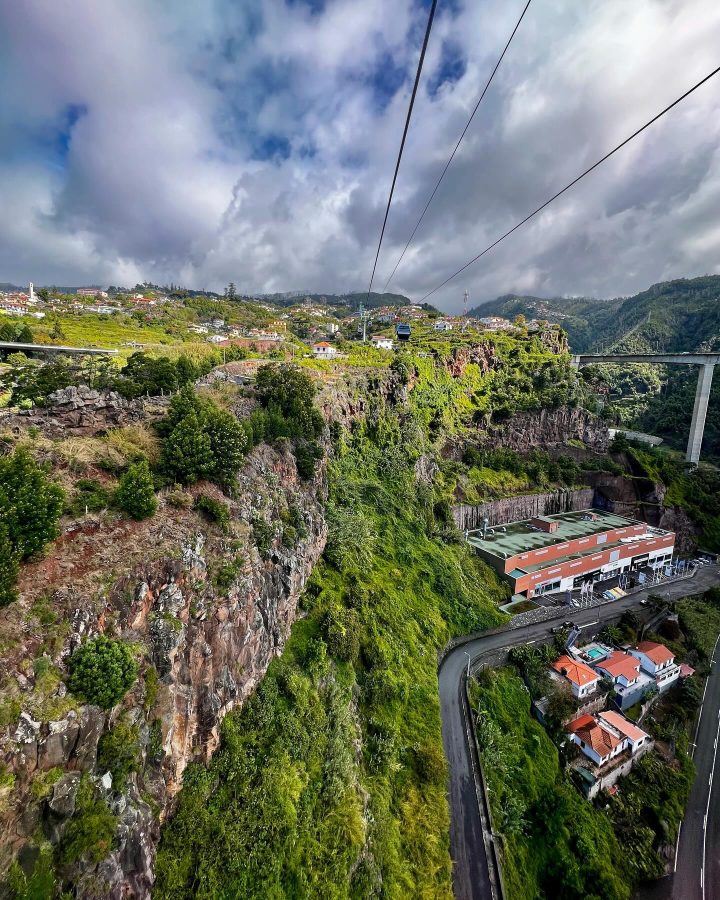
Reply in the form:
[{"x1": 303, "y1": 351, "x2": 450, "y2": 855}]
[
  {"x1": 97, "y1": 720, "x2": 141, "y2": 790},
  {"x1": 470, "y1": 668, "x2": 628, "y2": 900},
  {"x1": 159, "y1": 385, "x2": 249, "y2": 487},
  {"x1": 155, "y1": 399, "x2": 504, "y2": 898},
  {"x1": 57, "y1": 776, "x2": 117, "y2": 865},
  {"x1": 0, "y1": 447, "x2": 64, "y2": 606},
  {"x1": 115, "y1": 459, "x2": 157, "y2": 520},
  {"x1": 629, "y1": 447, "x2": 720, "y2": 550},
  {"x1": 66, "y1": 636, "x2": 138, "y2": 709},
  {"x1": 194, "y1": 494, "x2": 230, "y2": 530}
]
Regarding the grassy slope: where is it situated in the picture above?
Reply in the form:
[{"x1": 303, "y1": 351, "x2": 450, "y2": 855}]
[
  {"x1": 469, "y1": 668, "x2": 628, "y2": 900},
  {"x1": 155, "y1": 412, "x2": 505, "y2": 898}
]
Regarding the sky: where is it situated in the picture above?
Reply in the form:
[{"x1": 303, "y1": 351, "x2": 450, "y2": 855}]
[{"x1": 0, "y1": 0, "x2": 719, "y2": 312}]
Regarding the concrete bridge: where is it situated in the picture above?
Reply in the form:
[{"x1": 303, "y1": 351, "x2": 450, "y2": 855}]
[{"x1": 571, "y1": 352, "x2": 720, "y2": 464}]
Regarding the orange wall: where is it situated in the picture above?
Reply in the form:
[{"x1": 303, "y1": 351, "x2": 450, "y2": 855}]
[
  {"x1": 515, "y1": 533, "x2": 675, "y2": 594},
  {"x1": 503, "y1": 524, "x2": 646, "y2": 574}
]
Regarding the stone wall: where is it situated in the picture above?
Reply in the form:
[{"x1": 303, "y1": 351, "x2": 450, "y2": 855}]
[
  {"x1": 453, "y1": 487, "x2": 595, "y2": 531},
  {"x1": 480, "y1": 406, "x2": 609, "y2": 453}
]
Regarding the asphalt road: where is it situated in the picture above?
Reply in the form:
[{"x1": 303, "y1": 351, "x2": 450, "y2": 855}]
[
  {"x1": 672, "y1": 633, "x2": 720, "y2": 900},
  {"x1": 439, "y1": 566, "x2": 720, "y2": 900}
]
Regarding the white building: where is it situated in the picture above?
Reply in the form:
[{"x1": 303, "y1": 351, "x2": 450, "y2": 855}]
[
  {"x1": 434, "y1": 320, "x2": 453, "y2": 332},
  {"x1": 567, "y1": 712, "x2": 650, "y2": 768},
  {"x1": 551, "y1": 655, "x2": 601, "y2": 699},
  {"x1": 370, "y1": 335, "x2": 394, "y2": 351},
  {"x1": 206, "y1": 334, "x2": 226, "y2": 344},
  {"x1": 326, "y1": 323, "x2": 340, "y2": 335},
  {"x1": 478, "y1": 316, "x2": 512, "y2": 331},
  {"x1": 312, "y1": 341, "x2": 338, "y2": 359},
  {"x1": 188, "y1": 324, "x2": 209, "y2": 334},
  {"x1": 629, "y1": 641, "x2": 680, "y2": 691}
]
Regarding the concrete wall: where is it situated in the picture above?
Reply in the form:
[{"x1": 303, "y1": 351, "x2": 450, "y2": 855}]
[
  {"x1": 453, "y1": 488, "x2": 594, "y2": 531},
  {"x1": 584, "y1": 741, "x2": 655, "y2": 799}
]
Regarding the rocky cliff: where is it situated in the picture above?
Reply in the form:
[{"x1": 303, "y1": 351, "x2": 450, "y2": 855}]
[
  {"x1": 0, "y1": 442, "x2": 326, "y2": 897},
  {"x1": 453, "y1": 487, "x2": 595, "y2": 531},
  {"x1": 481, "y1": 406, "x2": 609, "y2": 452}
]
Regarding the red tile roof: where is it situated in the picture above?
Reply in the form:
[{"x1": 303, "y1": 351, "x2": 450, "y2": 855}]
[
  {"x1": 597, "y1": 651, "x2": 640, "y2": 681},
  {"x1": 552, "y1": 655, "x2": 599, "y2": 688},
  {"x1": 599, "y1": 710, "x2": 648, "y2": 744},
  {"x1": 679, "y1": 663, "x2": 695, "y2": 678},
  {"x1": 568, "y1": 714, "x2": 622, "y2": 756},
  {"x1": 313, "y1": 341, "x2": 332, "y2": 348},
  {"x1": 635, "y1": 641, "x2": 674, "y2": 665}
]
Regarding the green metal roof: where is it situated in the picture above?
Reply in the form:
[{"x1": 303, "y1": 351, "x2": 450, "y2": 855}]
[{"x1": 467, "y1": 508, "x2": 650, "y2": 562}]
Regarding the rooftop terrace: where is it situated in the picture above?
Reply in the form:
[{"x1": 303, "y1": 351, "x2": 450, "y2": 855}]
[{"x1": 466, "y1": 508, "x2": 669, "y2": 562}]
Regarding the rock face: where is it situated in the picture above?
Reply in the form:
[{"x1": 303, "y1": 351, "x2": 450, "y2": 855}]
[
  {"x1": 444, "y1": 342, "x2": 499, "y2": 378},
  {"x1": 0, "y1": 442, "x2": 327, "y2": 897},
  {"x1": 0, "y1": 385, "x2": 168, "y2": 438},
  {"x1": 453, "y1": 487, "x2": 595, "y2": 531},
  {"x1": 481, "y1": 406, "x2": 609, "y2": 452}
]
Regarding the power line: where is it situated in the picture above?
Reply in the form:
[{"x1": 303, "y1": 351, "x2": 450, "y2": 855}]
[
  {"x1": 365, "y1": 0, "x2": 438, "y2": 304},
  {"x1": 419, "y1": 63, "x2": 720, "y2": 303},
  {"x1": 383, "y1": 0, "x2": 532, "y2": 292}
]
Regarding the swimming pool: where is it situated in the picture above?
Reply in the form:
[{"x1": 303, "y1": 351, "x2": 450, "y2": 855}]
[{"x1": 586, "y1": 647, "x2": 604, "y2": 660}]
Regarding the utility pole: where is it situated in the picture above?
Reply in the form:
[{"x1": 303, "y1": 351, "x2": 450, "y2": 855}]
[
  {"x1": 462, "y1": 290, "x2": 469, "y2": 332},
  {"x1": 358, "y1": 303, "x2": 370, "y2": 342}
]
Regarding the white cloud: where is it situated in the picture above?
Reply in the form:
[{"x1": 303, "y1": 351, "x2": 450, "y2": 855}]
[{"x1": 0, "y1": 0, "x2": 719, "y2": 309}]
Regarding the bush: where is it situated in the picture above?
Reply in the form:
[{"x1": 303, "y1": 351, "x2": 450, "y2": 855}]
[
  {"x1": 96, "y1": 720, "x2": 141, "y2": 790},
  {"x1": 68, "y1": 478, "x2": 113, "y2": 516},
  {"x1": 115, "y1": 460, "x2": 157, "y2": 520},
  {"x1": 0, "y1": 525, "x2": 19, "y2": 608},
  {"x1": 195, "y1": 495, "x2": 230, "y2": 530},
  {"x1": 67, "y1": 636, "x2": 138, "y2": 709},
  {"x1": 58, "y1": 777, "x2": 117, "y2": 865},
  {"x1": 294, "y1": 439, "x2": 323, "y2": 479},
  {"x1": 0, "y1": 447, "x2": 65, "y2": 560},
  {"x1": 251, "y1": 516, "x2": 274, "y2": 557}
]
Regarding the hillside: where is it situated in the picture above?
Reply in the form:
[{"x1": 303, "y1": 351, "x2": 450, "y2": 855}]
[
  {"x1": 471, "y1": 277, "x2": 720, "y2": 459},
  {"x1": 470, "y1": 275, "x2": 720, "y2": 354}
]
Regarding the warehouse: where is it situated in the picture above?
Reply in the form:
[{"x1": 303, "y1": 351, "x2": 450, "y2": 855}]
[{"x1": 466, "y1": 509, "x2": 675, "y2": 599}]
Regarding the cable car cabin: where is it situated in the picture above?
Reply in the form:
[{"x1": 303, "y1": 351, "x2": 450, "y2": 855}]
[{"x1": 396, "y1": 323, "x2": 411, "y2": 341}]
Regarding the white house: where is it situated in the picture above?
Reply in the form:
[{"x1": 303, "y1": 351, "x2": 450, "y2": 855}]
[
  {"x1": 629, "y1": 641, "x2": 680, "y2": 691},
  {"x1": 188, "y1": 324, "x2": 209, "y2": 334},
  {"x1": 594, "y1": 651, "x2": 642, "y2": 689},
  {"x1": 568, "y1": 712, "x2": 650, "y2": 768},
  {"x1": 206, "y1": 334, "x2": 226, "y2": 344},
  {"x1": 567, "y1": 714, "x2": 626, "y2": 767},
  {"x1": 598, "y1": 711, "x2": 651, "y2": 755},
  {"x1": 551, "y1": 655, "x2": 601, "y2": 699},
  {"x1": 434, "y1": 320, "x2": 453, "y2": 332},
  {"x1": 370, "y1": 335, "x2": 394, "y2": 351},
  {"x1": 312, "y1": 341, "x2": 338, "y2": 359},
  {"x1": 326, "y1": 323, "x2": 340, "y2": 335}
]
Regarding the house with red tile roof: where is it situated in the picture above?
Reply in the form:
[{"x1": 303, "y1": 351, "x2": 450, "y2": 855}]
[
  {"x1": 598, "y1": 711, "x2": 651, "y2": 754},
  {"x1": 594, "y1": 651, "x2": 641, "y2": 687},
  {"x1": 551, "y1": 655, "x2": 601, "y2": 699},
  {"x1": 567, "y1": 714, "x2": 626, "y2": 767},
  {"x1": 629, "y1": 641, "x2": 680, "y2": 691},
  {"x1": 312, "y1": 341, "x2": 338, "y2": 359}
]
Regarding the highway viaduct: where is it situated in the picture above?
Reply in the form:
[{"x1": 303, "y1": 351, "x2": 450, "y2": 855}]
[{"x1": 571, "y1": 352, "x2": 720, "y2": 464}]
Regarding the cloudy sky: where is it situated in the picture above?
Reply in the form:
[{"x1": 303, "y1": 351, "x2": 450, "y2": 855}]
[{"x1": 1, "y1": 0, "x2": 719, "y2": 312}]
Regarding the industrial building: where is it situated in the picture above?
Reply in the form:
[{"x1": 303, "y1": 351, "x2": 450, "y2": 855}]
[{"x1": 466, "y1": 508, "x2": 675, "y2": 599}]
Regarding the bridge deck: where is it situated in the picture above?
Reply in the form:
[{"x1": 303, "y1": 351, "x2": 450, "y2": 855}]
[{"x1": 572, "y1": 352, "x2": 720, "y2": 366}]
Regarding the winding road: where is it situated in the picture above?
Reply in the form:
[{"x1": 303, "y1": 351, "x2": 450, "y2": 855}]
[{"x1": 439, "y1": 566, "x2": 720, "y2": 900}]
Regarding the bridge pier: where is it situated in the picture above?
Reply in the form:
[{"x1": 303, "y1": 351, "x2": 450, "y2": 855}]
[{"x1": 687, "y1": 363, "x2": 715, "y2": 464}]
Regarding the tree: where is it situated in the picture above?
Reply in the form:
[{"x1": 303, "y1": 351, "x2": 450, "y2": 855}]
[
  {"x1": 115, "y1": 460, "x2": 157, "y2": 520},
  {"x1": 50, "y1": 319, "x2": 65, "y2": 341},
  {"x1": 162, "y1": 412, "x2": 213, "y2": 484},
  {"x1": 226, "y1": 282, "x2": 237, "y2": 301},
  {"x1": 67, "y1": 636, "x2": 138, "y2": 709},
  {"x1": 203, "y1": 407, "x2": 249, "y2": 485},
  {"x1": 513, "y1": 314, "x2": 526, "y2": 328},
  {"x1": 0, "y1": 525, "x2": 19, "y2": 608},
  {"x1": 35, "y1": 287, "x2": 50, "y2": 302},
  {"x1": 0, "y1": 448, "x2": 65, "y2": 559}
]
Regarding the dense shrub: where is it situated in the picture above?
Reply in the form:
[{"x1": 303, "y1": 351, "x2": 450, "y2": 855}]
[
  {"x1": 159, "y1": 386, "x2": 248, "y2": 487},
  {"x1": 115, "y1": 460, "x2": 157, "y2": 520},
  {"x1": 96, "y1": 720, "x2": 141, "y2": 790},
  {"x1": 195, "y1": 495, "x2": 230, "y2": 530},
  {"x1": 68, "y1": 478, "x2": 113, "y2": 516},
  {"x1": 0, "y1": 526, "x2": 19, "y2": 608},
  {"x1": 67, "y1": 636, "x2": 138, "y2": 709},
  {"x1": 58, "y1": 777, "x2": 117, "y2": 865},
  {"x1": 0, "y1": 448, "x2": 64, "y2": 560}
]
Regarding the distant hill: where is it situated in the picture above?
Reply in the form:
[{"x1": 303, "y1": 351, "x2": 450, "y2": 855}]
[
  {"x1": 470, "y1": 275, "x2": 720, "y2": 354},
  {"x1": 258, "y1": 291, "x2": 416, "y2": 311},
  {"x1": 471, "y1": 276, "x2": 720, "y2": 460}
]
